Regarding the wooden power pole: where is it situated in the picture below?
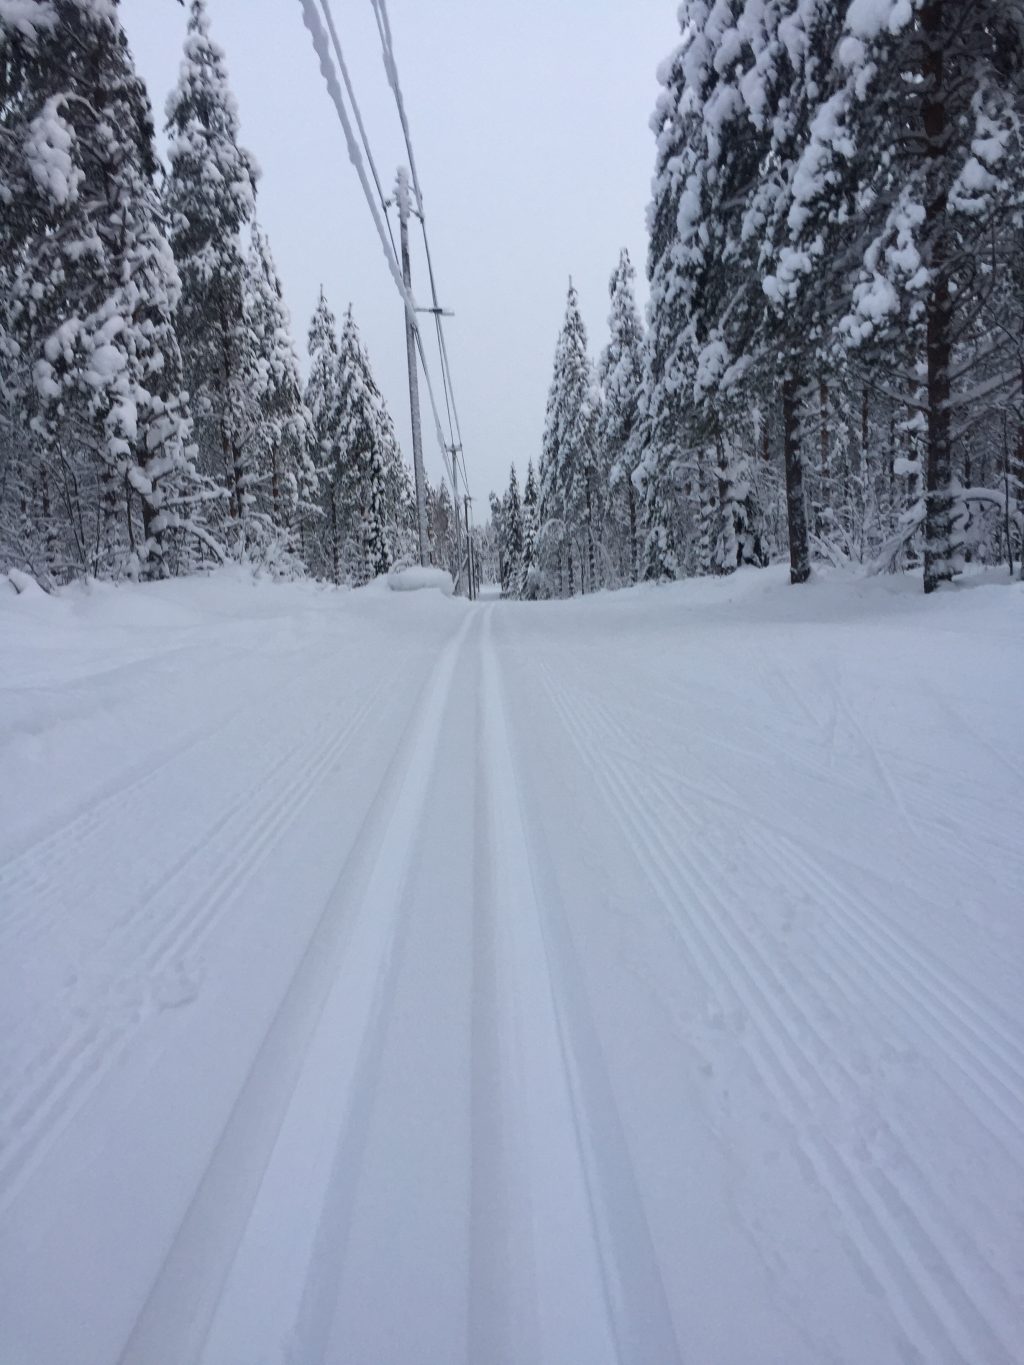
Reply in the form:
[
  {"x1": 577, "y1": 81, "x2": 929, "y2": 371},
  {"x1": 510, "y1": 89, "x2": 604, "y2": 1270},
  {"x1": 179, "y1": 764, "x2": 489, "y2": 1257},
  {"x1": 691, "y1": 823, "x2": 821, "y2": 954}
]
[{"x1": 396, "y1": 168, "x2": 430, "y2": 567}]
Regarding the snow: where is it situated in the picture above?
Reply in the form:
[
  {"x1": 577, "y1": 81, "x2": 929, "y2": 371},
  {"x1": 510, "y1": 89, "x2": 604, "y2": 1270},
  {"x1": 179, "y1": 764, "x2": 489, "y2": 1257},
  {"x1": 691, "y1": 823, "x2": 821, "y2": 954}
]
[
  {"x1": 24, "y1": 97, "x2": 81, "y2": 207},
  {"x1": 387, "y1": 564, "x2": 454, "y2": 594},
  {"x1": 1, "y1": 566, "x2": 1022, "y2": 1364}
]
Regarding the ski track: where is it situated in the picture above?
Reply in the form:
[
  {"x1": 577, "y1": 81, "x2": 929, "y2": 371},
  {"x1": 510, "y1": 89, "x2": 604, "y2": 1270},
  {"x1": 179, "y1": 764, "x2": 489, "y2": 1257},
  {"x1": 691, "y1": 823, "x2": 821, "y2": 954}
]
[
  {"x1": 0, "y1": 658, "x2": 404, "y2": 1214},
  {"x1": 575, "y1": 675, "x2": 1020, "y2": 1004},
  {"x1": 0, "y1": 717, "x2": 222, "y2": 890},
  {"x1": 571, "y1": 666, "x2": 1024, "y2": 1123},
  {"x1": 574, "y1": 642, "x2": 1017, "y2": 874},
  {"x1": 123, "y1": 613, "x2": 474, "y2": 1365},
  {"x1": 537, "y1": 658, "x2": 1021, "y2": 1365},
  {"x1": 471, "y1": 608, "x2": 681, "y2": 1365}
]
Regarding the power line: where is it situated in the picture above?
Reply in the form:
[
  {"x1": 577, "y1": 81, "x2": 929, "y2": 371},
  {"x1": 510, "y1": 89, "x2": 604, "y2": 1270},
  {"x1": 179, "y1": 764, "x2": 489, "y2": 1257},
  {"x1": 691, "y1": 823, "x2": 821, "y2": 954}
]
[
  {"x1": 297, "y1": 0, "x2": 457, "y2": 492},
  {"x1": 370, "y1": 0, "x2": 472, "y2": 501},
  {"x1": 317, "y1": 0, "x2": 396, "y2": 263}
]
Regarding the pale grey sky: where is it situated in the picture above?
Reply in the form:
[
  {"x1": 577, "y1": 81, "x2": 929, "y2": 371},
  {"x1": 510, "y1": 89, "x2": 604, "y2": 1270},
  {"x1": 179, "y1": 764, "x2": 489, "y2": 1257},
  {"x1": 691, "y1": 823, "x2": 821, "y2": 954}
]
[{"x1": 120, "y1": 0, "x2": 678, "y2": 503}]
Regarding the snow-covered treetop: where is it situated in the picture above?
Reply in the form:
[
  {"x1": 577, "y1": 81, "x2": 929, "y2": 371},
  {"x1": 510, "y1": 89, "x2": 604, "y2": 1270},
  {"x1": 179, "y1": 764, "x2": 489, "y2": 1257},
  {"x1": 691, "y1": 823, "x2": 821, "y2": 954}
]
[{"x1": 165, "y1": 0, "x2": 258, "y2": 265}]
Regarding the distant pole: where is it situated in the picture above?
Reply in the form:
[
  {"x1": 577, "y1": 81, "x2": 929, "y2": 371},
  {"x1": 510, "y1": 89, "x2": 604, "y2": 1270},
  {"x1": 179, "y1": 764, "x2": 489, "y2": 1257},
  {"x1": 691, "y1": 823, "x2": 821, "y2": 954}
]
[
  {"x1": 450, "y1": 445, "x2": 464, "y2": 594},
  {"x1": 464, "y1": 495, "x2": 475, "y2": 600},
  {"x1": 396, "y1": 168, "x2": 429, "y2": 567}
]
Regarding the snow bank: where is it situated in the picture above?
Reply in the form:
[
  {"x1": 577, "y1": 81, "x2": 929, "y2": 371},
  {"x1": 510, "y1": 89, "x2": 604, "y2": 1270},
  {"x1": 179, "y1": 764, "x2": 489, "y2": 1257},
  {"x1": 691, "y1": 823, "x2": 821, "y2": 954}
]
[
  {"x1": 5, "y1": 569, "x2": 45, "y2": 597},
  {"x1": 387, "y1": 565, "x2": 454, "y2": 595}
]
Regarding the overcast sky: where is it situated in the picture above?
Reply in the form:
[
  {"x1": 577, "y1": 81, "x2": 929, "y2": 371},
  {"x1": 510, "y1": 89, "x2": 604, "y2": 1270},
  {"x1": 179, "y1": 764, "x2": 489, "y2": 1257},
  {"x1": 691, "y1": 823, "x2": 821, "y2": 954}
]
[{"x1": 119, "y1": 0, "x2": 678, "y2": 504}]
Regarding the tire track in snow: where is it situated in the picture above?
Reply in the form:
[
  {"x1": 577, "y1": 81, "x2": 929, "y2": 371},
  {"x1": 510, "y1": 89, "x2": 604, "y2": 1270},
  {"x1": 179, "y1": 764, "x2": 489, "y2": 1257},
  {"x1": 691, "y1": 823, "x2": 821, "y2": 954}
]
[
  {"x1": 0, "y1": 658, "x2": 405, "y2": 1214},
  {"x1": 539, "y1": 663, "x2": 1019, "y2": 1365},
  {"x1": 470, "y1": 610, "x2": 680, "y2": 1365},
  {"x1": 120, "y1": 612, "x2": 473, "y2": 1365}
]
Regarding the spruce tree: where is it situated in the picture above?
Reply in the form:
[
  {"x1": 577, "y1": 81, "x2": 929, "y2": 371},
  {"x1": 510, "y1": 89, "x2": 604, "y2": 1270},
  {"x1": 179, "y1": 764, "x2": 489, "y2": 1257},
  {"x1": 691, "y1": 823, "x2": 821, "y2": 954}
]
[
  {"x1": 304, "y1": 288, "x2": 342, "y2": 581},
  {"x1": 429, "y1": 480, "x2": 458, "y2": 577},
  {"x1": 2, "y1": 0, "x2": 202, "y2": 581},
  {"x1": 539, "y1": 280, "x2": 598, "y2": 595},
  {"x1": 335, "y1": 307, "x2": 394, "y2": 583},
  {"x1": 245, "y1": 222, "x2": 318, "y2": 560},
  {"x1": 761, "y1": 0, "x2": 1024, "y2": 591},
  {"x1": 646, "y1": 3, "x2": 777, "y2": 580},
  {"x1": 165, "y1": 0, "x2": 258, "y2": 554},
  {"x1": 502, "y1": 463, "x2": 523, "y2": 598},
  {"x1": 520, "y1": 459, "x2": 539, "y2": 598},
  {"x1": 638, "y1": 38, "x2": 695, "y2": 583},
  {"x1": 598, "y1": 249, "x2": 645, "y2": 583}
]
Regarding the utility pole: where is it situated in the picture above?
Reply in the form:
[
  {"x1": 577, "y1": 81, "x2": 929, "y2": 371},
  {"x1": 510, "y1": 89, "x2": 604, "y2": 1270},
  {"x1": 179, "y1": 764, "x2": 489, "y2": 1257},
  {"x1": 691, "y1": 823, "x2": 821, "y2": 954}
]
[
  {"x1": 449, "y1": 444, "x2": 464, "y2": 595},
  {"x1": 464, "y1": 495, "x2": 475, "y2": 600},
  {"x1": 396, "y1": 168, "x2": 429, "y2": 567}
]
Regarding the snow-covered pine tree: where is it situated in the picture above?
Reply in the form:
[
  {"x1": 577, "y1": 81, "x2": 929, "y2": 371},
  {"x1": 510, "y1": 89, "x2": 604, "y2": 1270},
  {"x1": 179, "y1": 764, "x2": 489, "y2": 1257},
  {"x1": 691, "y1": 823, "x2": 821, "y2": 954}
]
[
  {"x1": 429, "y1": 479, "x2": 459, "y2": 577},
  {"x1": 304, "y1": 288, "x2": 342, "y2": 581},
  {"x1": 638, "y1": 37, "x2": 695, "y2": 583},
  {"x1": 1, "y1": 1, "x2": 61, "y2": 576},
  {"x1": 165, "y1": 0, "x2": 259, "y2": 556},
  {"x1": 501, "y1": 463, "x2": 523, "y2": 598},
  {"x1": 762, "y1": 0, "x2": 1024, "y2": 592},
  {"x1": 245, "y1": 222, "x2": 318, "y2": 564},
  {"x1": 645, "y1": 2, "x2": 777, "y2": 580},
  {"x1": 383, "y1": 438, "x2": 417, "y2": 568},
  {"x1": 520, "y1": 458, "x2": 539, "y2": 598},
  {"x1": 539, "y1": 280, "x2": 598, "y2": 595},
  {"x1": 598, "y1": 249, "x2": 645, "y2": 584},
  {"x1": 335, "y1": 306, "x2": 394, "y2": 583},
  {"x1": 488, "y1": 489, "x2": 506, "y2": 590},
  {"x1": 1, "y1": 0, "x2": 204, "y2": 581}
]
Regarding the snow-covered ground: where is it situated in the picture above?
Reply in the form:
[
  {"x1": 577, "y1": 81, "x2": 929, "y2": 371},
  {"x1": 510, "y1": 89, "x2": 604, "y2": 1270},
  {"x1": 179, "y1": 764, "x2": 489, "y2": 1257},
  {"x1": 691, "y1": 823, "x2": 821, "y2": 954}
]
[{"x1": 1, "y1": 566, "x2": 1022, "y2": 1365}]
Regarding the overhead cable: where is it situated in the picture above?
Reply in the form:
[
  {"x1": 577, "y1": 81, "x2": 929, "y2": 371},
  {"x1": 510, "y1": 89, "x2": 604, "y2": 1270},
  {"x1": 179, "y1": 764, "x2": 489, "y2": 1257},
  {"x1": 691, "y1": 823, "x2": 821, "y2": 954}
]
[{"x1": 297, "y1": 0, "x2": 456, "y2": 488}]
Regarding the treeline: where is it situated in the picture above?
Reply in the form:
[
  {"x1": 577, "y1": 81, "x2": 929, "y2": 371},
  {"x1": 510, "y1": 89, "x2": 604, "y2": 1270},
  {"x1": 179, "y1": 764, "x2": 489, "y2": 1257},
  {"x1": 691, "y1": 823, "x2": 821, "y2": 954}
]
[
  {"x1": 503, "y1": 0, "x2": 1023, "y2": 599},
  {"x1": 0, "y1": 0, "x2": 431, "y2": 586}
]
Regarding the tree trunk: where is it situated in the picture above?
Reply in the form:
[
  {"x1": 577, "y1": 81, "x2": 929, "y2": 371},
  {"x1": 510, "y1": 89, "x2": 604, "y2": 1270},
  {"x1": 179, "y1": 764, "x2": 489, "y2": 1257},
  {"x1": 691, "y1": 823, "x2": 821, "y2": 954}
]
[
  {"x1": 782, "y1": 374, "x2": 811, "y2": 584},
  {"x1": 271, "y1": 442, "x2": 281, "y2": 527},
  {"x1": 40, "y1": 470, "x2": 57, "y2": 581},
  {"x1": 818, "y1": 379, "x2": 830, "y2": 537},
  {"x1": 330, "y1": 485, "x2": 339, "y2": 585},
  {"x1": 627, "y1": 479, "x2": 637, "y2": 583},
  {"x1": 921, "y1": 0, "x2": 959, "y2": 594},
  {"x1": 98, "y1": 459, "x2": 120, "y2": 577},
  {"x1": 585, "y1": 480, "x2": 596, "y2": 590}
]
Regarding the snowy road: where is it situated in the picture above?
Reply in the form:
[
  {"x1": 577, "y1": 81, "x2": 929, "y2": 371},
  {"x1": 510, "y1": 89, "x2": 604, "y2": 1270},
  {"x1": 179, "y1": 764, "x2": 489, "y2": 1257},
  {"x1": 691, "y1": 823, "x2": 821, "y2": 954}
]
[{"x1": 1, "y1": 570, "x2": 1022, "y2": 1365}]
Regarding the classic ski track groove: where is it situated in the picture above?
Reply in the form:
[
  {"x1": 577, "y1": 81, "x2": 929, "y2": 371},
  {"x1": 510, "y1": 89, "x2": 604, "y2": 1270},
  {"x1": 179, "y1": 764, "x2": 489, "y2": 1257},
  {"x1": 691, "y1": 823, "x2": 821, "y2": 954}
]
[
  {"x1": 0, "y1": 644, "x2": 415, "y2": 947},
  {"x1": 0, "y1": 663, "x2": 397, "y2": 1212},
  {"x1": 282, "y1": 620, "x2": 476, "y2": 1365},
  {"x1": 122, "y1": 613, "x2": 474, "y2": 1365},
  {"x1": 539, "y1": 660, "x2": 1019, "y2": 1365},
  {"x1": 476, "y1": 609, "x2": 681, "y2": 1365}
]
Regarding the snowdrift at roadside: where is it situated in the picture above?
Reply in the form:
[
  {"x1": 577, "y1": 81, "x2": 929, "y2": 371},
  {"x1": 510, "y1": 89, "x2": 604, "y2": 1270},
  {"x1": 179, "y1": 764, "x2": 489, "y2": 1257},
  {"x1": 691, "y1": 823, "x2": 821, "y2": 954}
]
[{"x1": 387, "y1": 565, "x2": 454, "y2": 595}]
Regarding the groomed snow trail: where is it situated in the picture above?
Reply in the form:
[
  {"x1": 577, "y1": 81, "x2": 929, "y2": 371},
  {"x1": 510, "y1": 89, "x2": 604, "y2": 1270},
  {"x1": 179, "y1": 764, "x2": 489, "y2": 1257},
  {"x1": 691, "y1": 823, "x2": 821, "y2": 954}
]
[{"x1": 1, "y1": 568, "x2": 1021, "y2": 1365}]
